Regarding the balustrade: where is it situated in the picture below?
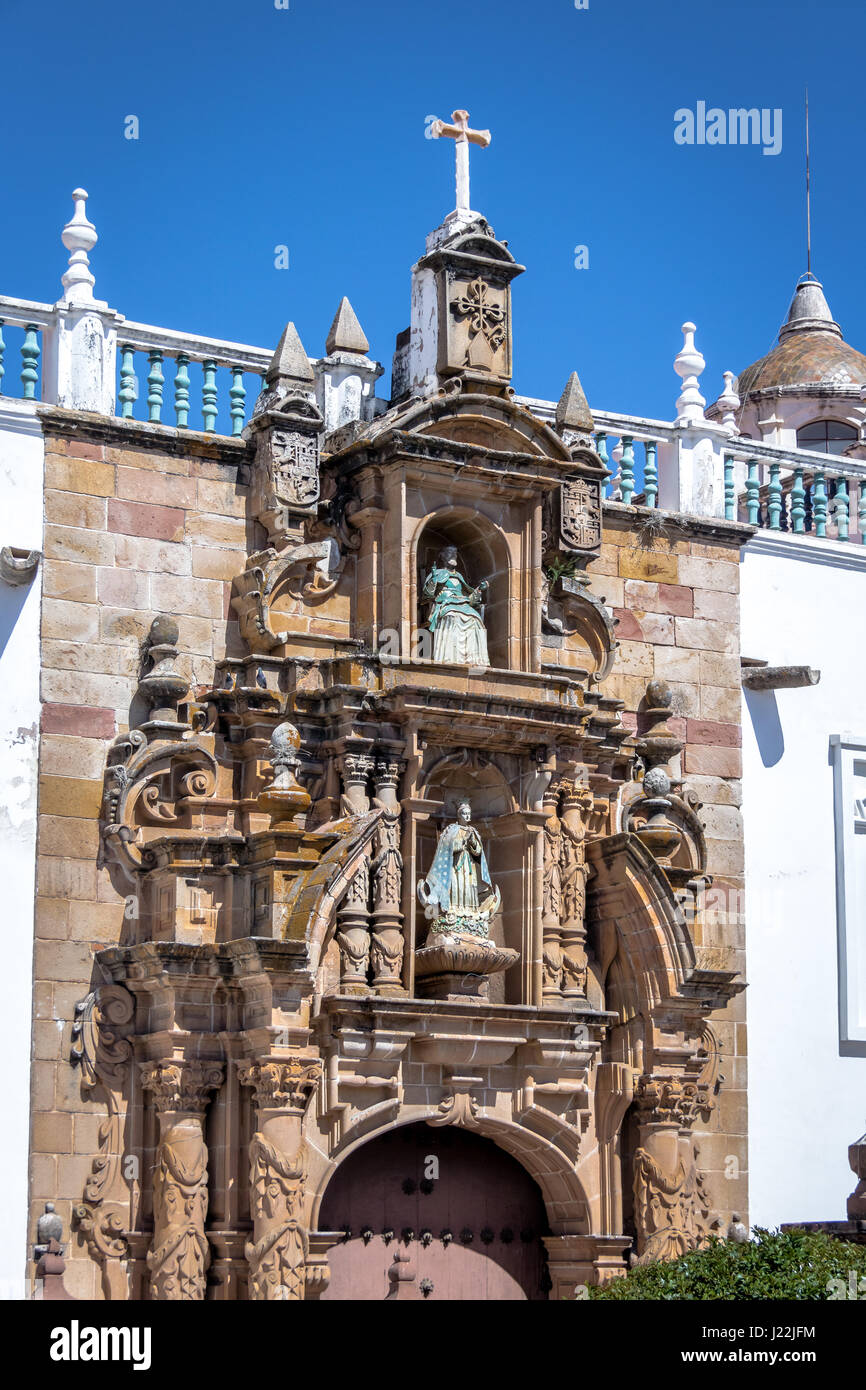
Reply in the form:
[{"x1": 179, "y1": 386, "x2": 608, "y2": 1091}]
[
  {"x1": 731, "y1": 455, "x2": 866, "y2": 545},
  {"x1": 0, "y1": 301, "x2": 49, "y2": 402},
  {"x1": 114, "y1": 335, "x2": 268, "y2": 435}
]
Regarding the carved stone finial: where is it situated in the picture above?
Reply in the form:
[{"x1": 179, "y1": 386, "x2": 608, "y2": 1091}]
[
  {"x1": 35, "y1": 1201, "x2": 64, "y2": 1259},
  {"x1": 636, "y1": 678, "x2": 683, "y2": 770},
  {"x1": 634, "y1": 767, "x2": 682, "y2": 864},
  {"x1": 138, "y1": 615, "x2": 188, "y2": 722},
  {"x1": 266, "y1": 322, "x2": 315, "y2": 389},
  {"x1": 646, "y1": 679, "x2": 673, "y2": 712},
  {"x1": 726, "y1": 1214, "x2": 749, "y2": 1244},
  {"x1": 718, "y1": 371, "x2": 740, "y2": 432},
  {"x1": 643, "y1": 767, "x2": 671, "y2": 799},
  {"x1": 61, "y1": 187, "x2": 98, "y2": 305},
  {"x1": 555, "y1": 371, "x2": 594, "y2": 434},
  {"x1": 258, "y1": 721, "x2": 311, "y2": 823},
  {"x1": 325, "y1": 297, "x2": 370, "y2": 356},
  {"x1": 674, "y1": 322, "x2": 707, "y2": 426}
]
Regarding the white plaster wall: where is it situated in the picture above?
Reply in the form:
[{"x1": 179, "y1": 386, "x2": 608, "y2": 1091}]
[
  {"x1": 0, "y1": 403, "x2": 43, "y2": 1296},
  {"x1": 741, "y1": 531, "x2": 866, "y2": 1228}
]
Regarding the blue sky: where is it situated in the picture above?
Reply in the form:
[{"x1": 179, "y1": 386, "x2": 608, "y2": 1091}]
[{"x1": 2, "y1": 0, "x2": 864, "y2": 420}]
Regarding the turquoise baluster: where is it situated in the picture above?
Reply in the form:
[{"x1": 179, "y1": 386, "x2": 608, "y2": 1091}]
[
  {"x1": 644, "y1": 440, "x2": 658, "y2": 508},
  {"x1": 174, "y1": 353, "x2": 190, "y2": 429},
  {"x1": 595, "y1": 432, "x2": 609, "y2": 493},
  {"x1": 202, "y1": 360, "x2": 218, "y2": 432},
  {"x1": 768, "y1": 462, "x2": 782, "y2": 531},
  {"x1": 790, "y1": 466, "x2": 806, "y2": 534},
  {"x1": 118, "y1": 344, "x2": 136, "y2": 418},
  {"x1": 813, "y1": 467, "x2": 827, "y2": 538},
  {"x1": 620, "y1": 435, "x2": 635, "y2": 505},
  {"x1": 724, "y1": 454, "x2": 735, "y2": 521},
  {"x1": 147, "y1": 349, "x2": 164, "y2": 423},
  {"x1": 21, "y1": 324, "x2": 40, "y2": 400},
  {"x1": 858, "y1": 482, "x2": 866, "y2": 544},
  {"x1": 746, "y1": 459, "x2": 760, "y2": 525},
  {"x1": 834, "y1": 476, "x2": 850, "y2": 542},
  {"x1": 229, "y1": 367, "x2": 246, "y2": 437},
  {"x1": 0, "y1": 320, "x2": 5, "y2": 394}
]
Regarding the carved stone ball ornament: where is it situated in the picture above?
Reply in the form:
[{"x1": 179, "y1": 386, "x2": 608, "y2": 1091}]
[
  {"x1": 258, "y1": 721, "x2": 311, "y2": 823},
  {"x1": 645, "y1": 679, "x2": 673, "y2": 711},
  {"x1": 634, "y1": 766, "x2": 682, "y2": 865},
  {"x1": 643, "y1": 767, "x2": 672, "y2": 799},
  {"x1": 138, "y1": 615, "x2": 189, "y2": 721}
]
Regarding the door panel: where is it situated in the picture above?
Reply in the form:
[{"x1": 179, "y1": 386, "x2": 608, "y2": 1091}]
[{"x1": 319, "y1": 1124, "x2": 550, "y2": 1300}]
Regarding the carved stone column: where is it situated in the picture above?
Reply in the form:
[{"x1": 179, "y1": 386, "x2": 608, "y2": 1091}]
[
  {"x1": 559, "y1": 780, "x2": 593, "y2": 999},
  {"x1": 336, "y1": 753, "x2": 374, "y2": 992},
  {"x1": 541, "y1": 783, "x2": 564, "y2": 1000},
  {"x1": 239, "y1": 1058, "x2": 322, "y2": 1301},
  {"x1": 632, "y1": 1076, "x2": 712, "y2": 1265},
  {"x1": 370, "y1": 757, "x2": 405, "y2": 994},
  {"x1": 141, "y1": 1061, "x2": 224, "y2": 1301}
]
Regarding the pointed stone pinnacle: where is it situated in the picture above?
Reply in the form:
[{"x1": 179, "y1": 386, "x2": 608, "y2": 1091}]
[
  {"x1": 266, "y1": 321, "x2": 315, "y2": 387},
  {"x1": 555, "y1": 371, "x2": 594, "y2": 431},
  {"x1": 325, "y1": 297, "x2": 370, "y2": 356}
]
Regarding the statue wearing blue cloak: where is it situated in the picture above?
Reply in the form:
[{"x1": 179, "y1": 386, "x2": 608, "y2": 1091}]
[
  {"x1": 422, "y1": 545, "x2": 489, "y2": 666},
  {"x1": 417, "y1": 800, "x2": 501, "y2": 937}
]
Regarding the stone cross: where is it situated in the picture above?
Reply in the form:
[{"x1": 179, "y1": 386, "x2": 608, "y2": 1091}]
[{"x1": 430, "y1": 109, "x2": 491, "y2": 214}]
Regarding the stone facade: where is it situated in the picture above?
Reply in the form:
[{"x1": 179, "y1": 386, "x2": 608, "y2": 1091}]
[{"x1": 26, "y1": 210, "x2": 751, "y2": 1302}]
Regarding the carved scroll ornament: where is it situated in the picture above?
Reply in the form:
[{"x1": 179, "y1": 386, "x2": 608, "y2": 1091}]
[
  {"x1": 71, "y1": 986, "x2": 135, "y2": 1297},
  {"x1": 102, "y1": 728, "x2": 217, "y2": 872}
]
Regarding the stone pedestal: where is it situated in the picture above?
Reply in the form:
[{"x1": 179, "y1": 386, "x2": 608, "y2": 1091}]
[{"x1": 414, "y1": 936, "x2": 518, "y2": 1000}]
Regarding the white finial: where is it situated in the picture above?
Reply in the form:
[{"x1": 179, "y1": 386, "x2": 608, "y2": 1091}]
[
  {"x1": 718, "y1": 371, "x2": 740, "y2": 432},
  {"x1": 674, "y1": 321, "x2": 706, "y2": 426},
  {"x1": 61, "y1": 188, "x2": 97, "y2": 305},
  {"x1": 610, "y1": 439, "x2": 624, "y2": 500}
]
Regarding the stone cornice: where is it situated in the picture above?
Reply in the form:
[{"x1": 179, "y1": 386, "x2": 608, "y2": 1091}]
[
  {"x1": 603, "y1": 500, "x2": 755, "y2": 547},
  {"x1": 37, "y1": 404, "x2": 251, "y2": 463}
]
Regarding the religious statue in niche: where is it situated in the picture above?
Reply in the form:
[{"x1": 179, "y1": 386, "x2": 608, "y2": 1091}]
[
  {"x1": 422, "y1": 546, "x2": 490, "y2": 666},
  {"x1": 417, "y1": 801, "x2": 501, "y2": 939}
]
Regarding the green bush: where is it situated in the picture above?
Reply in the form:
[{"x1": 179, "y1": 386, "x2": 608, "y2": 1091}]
[{"x1": 588, "y1": 1228, "x2": 866, "y2": 1300}]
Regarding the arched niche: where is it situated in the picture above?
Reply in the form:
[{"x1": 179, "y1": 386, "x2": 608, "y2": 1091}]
[
  {"x1": 414, "y1": 507, "x2": 512, "y2": 671},
  {"x1": 412, "y1": 752, "x2": 527, "y2": 1004}
]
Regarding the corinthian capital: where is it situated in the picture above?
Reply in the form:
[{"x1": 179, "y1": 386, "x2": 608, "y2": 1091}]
[
  {"x1": 141, "y1": 1061, "x2": 224, "y2": 1114},
  {"x1": 239, "y1": 1057, "x2": 322, "y2": 1112},
  {"x1": 635, "y1": 1074, "x2": 703, "y2": 1128}
]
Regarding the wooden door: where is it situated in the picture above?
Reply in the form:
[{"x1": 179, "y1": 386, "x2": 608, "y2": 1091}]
[{"x1": 319, "y1": 1124, "x2": 550, "y2": 1301}]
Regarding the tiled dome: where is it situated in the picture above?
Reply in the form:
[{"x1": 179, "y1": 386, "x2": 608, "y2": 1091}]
[{"x1": 736, "y1": 277, "x2": 866, "y2": 398}]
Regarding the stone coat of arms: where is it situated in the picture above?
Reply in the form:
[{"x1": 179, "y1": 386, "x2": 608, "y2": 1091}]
[{"x1": 560, "y1": 478, "x2": 601, "y2": 552}]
